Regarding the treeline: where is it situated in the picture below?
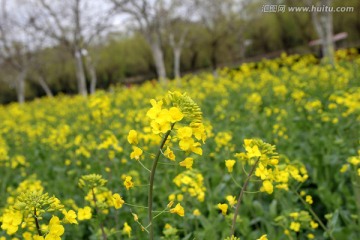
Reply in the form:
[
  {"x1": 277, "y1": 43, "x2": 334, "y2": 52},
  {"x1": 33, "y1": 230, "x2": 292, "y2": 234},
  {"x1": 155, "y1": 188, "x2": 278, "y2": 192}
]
[{"x1": 0, "y1": 0, "x2": 359, "y2": 104}]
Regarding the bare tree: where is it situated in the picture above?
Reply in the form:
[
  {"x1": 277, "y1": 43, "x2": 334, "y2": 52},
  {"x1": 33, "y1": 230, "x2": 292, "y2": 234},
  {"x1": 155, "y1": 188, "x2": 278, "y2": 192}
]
[
  {"x1": 0, "y1": 0, "x2": 31, "y2": 103},
  {"x1": 29, "y1": 50, "x2": 54, "y2": 98},
  {"x1": 165, "y1": 1, "x2": 195, "y2": 82},
  {"x1": 111, "y1": 0, "x2": 174, "y2": 83},
  {"x1": 26, "y1": 0, "x2": 115, "y2": 95},
  {"x1": 168, "y1": 24, "x2": 187, "y2": 81},
  {"x1": 304, "y1": 0, "x2": 335, "y2": 64},
  {"x1": 82, "y1": 49, "x2": 98, "y2": 94},
  {"x1": 0, "y1": 41, "x2": 28, "y2": 104}
]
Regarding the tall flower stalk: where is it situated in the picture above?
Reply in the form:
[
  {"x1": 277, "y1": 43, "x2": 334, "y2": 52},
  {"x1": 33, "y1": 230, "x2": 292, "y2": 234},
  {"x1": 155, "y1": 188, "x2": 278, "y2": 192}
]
[
  {"x1": 127, "y1": 91, "x2": 206, "y2": 239},
  {"x1": 226, "y1": 139, "x2": 308, "y2": 238},
  {"x1": 78, "y1": 174, "x2": 108, "y2": 240},
  {"x1": 148, "y1": 124, "x2": 174, "y2": 239},
  {"x1": 230, "y1": 157, "x2": 260, "y2": 236}
]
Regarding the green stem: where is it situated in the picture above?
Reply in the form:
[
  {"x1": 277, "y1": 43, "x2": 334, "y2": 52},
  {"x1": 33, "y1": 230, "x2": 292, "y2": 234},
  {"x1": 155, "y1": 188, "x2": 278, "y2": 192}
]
[
  {"x1": 138, "y1": 160, "x2": 151, "y2": 172},
  {"x1": 148, "y1": 124, "x2": 174, "y2": 240},
  {"x1": 146, "y1": 208, "x2": 170, "y2": 229},
  {"x1": 230, "y1": 157, "x2": 260, "y2": 237},
  {"x1": 352, "y1": 173, "x2": 360, "y2": 227},
  {"x1": 92, "y1": 188, "x2": 107, "y2": 240},
  {"x1": 124, "y1": 202, "x2": 148, "y2": 209},
  {"x1": 34, "y1": 208, "x2": 42, "y2": 236}
]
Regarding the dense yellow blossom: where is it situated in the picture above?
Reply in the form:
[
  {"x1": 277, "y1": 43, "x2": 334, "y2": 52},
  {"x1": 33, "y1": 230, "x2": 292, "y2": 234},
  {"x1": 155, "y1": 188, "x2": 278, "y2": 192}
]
[
  {"x1": 45, "y1": 216, "x2": 65, "y2": 240},
  {"x1": 1, "y1": 210, "x2": 22, "y2": 235},
  {"x1": 290, "y1": 221, "x2": 301, "y2": 232}
]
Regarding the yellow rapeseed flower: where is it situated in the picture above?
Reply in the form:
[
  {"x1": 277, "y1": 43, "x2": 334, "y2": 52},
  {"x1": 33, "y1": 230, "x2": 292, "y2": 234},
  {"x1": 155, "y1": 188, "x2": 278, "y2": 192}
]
[
  {"x1": 255, "y1": 163, "x2": 268, "y2": 180},
  {"x1": 0, "y1": 210, "x2": 22, "y2": 235},
  {"x1": 310, "y1": 220, "x2": 318, "y2": 229},
  {"x1": 130, "y1": 146, "x2": 143, "y2": 160},
  {"x1": 245, "y1": 145, "x2": 262, "y2": 158},
  {"x1": 112, "y1": 193, "x2": 125, "y2": 209},
  {"x1": 289, "y1": 212, "x2": 299, "y2": 219},
  {"x1": 179, "y1": 157, "x2": 194, "y2": 169},
  {"x1": 305, "y1": 195, "x2": 313, "y2": 205},
  {"x1": 146, "y1": 99, "x2": 163, "y2": 120},
  {"x1": 33, "y1": 235, "x2": 44, "y2": 240},
  {"x1": 170, "y1": 203, "x2": 185, "y2": 217},
  {"x1": 123, "y1": 176, "x2": 134, "y2": 190},
  {"x1": 193, "y1": 209, "x2": 201, "y2": 216},
  {"x1": 164, "y1": 147, "x2": 175, "y2": 161},
  {"x1": 177, "y1": 127, "x2": 193, "y2": 139},
  {"x1": 177, "y1": 194, "x2": 184, "y2": 201},
  {"x1": 307, "y1": 233, "x2": 315, "y2": 239},
  {"x1": 168, "y1": 194, "x2": 175, "y2": 201},
  {"x1": 132, "y1": 213, "x2": 139, "y2": 221},
  {"x1": 127, "y1": 130, "x2": 138, "y2": 145},
  {"x1": 225, "y1": 159, "x2": 236, "y2": 173},
  {"x1": 62, "y1": 210, "x2": 78, "y2": 224},
  {"x1": 217, "y1": 203, "x2": 228, "y2": 215},
  {"x1": 46, "y1": 216, "x2": 65, "y2": 239},
  {"x1": 348, "y1": 156, "x2": 360, "y2": 166},
  {"x1": 77, "y1": 207, "x2": 92, "y2": 221},
  {"x1": 257, "y1": 234, "x2": 268, "y2": 240},
  {"x1": 289, "y1": 221, "x2": 300, "y2": 232},
  {"x1": 226, "y1": 195, "x2": 237, "y2": 206},
  {"x1": 122, "y1": 222, "x2": 132, "y2": 237},
  {"x1": 340, "y1": 164, "x2": 349, "y2": 173},
  {"x1": 261, "y1": 180, "x2": 273, "y2": 194},
  {"x1": 168, "y1": 107, "x2": 184, "y2": 123}
]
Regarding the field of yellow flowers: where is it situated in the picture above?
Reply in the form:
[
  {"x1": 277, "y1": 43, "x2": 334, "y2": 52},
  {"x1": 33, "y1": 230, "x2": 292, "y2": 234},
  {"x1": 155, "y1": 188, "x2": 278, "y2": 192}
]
[{"x1": 0, "y1": 50, "x2": 359, "y2": 240}]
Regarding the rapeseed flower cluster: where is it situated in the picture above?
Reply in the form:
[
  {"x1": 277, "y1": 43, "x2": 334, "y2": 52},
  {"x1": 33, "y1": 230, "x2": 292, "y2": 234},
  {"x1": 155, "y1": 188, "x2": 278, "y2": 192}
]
[
  {"x1": 340, "y1": 149, "x2": 360, "y2": 176},
  {"x1": 79, "y1": 174, "x2": 123, "y2": 212},
  {"x1": 275, "y1": 210, "x2": 319, "y2": 237},
  {"x1": 232, "y1": 139, "x2": 308, "y2": 194},
  {"x1": 127, "y1": 92, "x2": 206, "y2": 165},
  {"x1": 0, "y1": 179, "x2": 79, "y2": 240},
  {"x1": 172, "y1": 170, "x2": 206, "y2": 202}
]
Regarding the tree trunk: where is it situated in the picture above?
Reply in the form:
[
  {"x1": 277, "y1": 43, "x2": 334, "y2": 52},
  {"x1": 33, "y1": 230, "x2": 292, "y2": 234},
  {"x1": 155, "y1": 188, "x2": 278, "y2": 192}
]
[
  {"x1": 74, "y1": 49, "x2": 88, "y2": 96},
  {"x1": 85, "y1": 54, "x2": 97, "y2": 94},
  {"x1": 150, "y1": 40, "x2": 167, "y2": 84},
  {"x1": 321, "y1": 10, "x2": 335, "y2": 65},
  {"x1": 169, "y1": 31, "x2": 187, "y2": 84},
  {"x1": 37, "y1": 75, "x2": 53, "y2": 97},
  {"x1": 312, "y1": 0, "x2": 335, "y2": 65},
  {"x1": 173, "y1": 47, "x2": 181, "y2": 80},
  {"x1": 16, "y1": 69, "x2": 27, "y2": 104}
]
